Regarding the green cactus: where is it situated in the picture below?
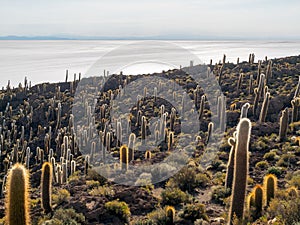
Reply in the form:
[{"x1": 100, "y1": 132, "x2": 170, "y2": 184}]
[
  {"x1": 145, "y1": 150, "x2": 152, "y2": 160},
  {"x1": 168, "y1": 132, "x2": 174, "y2": 151},
  {"x1": 253, "y1": 185, "x2": 263, "y2": 219},
  {"x1": 5, "y1": 163, "x2": 31, "y2": 225},
  {"x1": 41, "y1": 162, "x2": 52, "y2": 214},
  {"x1": 166, "y1": 206, "x2": 175, "y2": 225},
  {"x1": 263, "y1": 174, "x2": 277, "y2": 206},
  {"x1": 120, "y1": 145, "x2": 129, "y2": 171},
  {"x1": 229, "y1": 118, "x2": 251, "y2": 223}
]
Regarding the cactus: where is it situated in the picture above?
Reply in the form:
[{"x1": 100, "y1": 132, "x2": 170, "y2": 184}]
[
  {"x1": 117, "y1": 121, "x2": 122, "y2": 147},
  {"x1": 253, "y1": 185, "x2": 263, "y2": 219},
  {"x1": 128, "y1": 133, "x2": 136, "y2": 162},
  {"x1": 249, "y1": 74, "x2": 254, "y2": 95},
  {"x1": 263, "y1": 174, "x2": 277, "y2": 206},
  {"x1": 294, "y1": 76, "x2": 300, "y2": 99},
  {"x1": 229, "y1": 118, "x2": 251, "y2": 223},
  {"x1": 291, "y1": 98, "x2": 300, "y2": 124},
  {"x1": 259, "y1": 92, "x2": 270, "y2": 123},
  {"x1": 223, "y1": 54, "x2": 226, "y2": 65},
  {"x1": 57, "y1": 165, "x2": 62, "y2": 185},
  {"x1": 170, "y1": 108, "x2": 176, "y2": 132},
  {"x1": 168, "y1": 132, "x2": 174, "y2": 151},
  {"x1": 165, "y1": 206, "x2": 175, "y2": 225},
  {"x1": 199, "y1": 95, "x2": 205, "y2": 121},
  {"x1": 279, "y1": 108, "x2": 289, "y2": 141},
  {"x1": 145, "y1": 150, "x2": 152, "y2": 160},
  {"x1": 84, "y1": 155, "x2": 90, "y2": 176},
  {"x1": 65, "y1": 69, "x2": 68, "y2": 82},
  {"x1": 225, "y1": 136, "x2": 236, "y2": 191},
  {"x1": 120, "y1": 145, "x2": 129, "y2": 171},
  {"x1": 71, "y1": 160, "x2": 76, "y2": 175},
  {"x1": 240, "y1": 103, "x2": 250, "y2": 119},
  {"x1": 237, "y1": 73, "x2": 243, "y2": 91},
  {"x1": 5, "y1": 163, "x2": 30, "y2": 225},
  {"x1": 247, "y1": 192, "x2": 255, "y2": 213},
  {"x1": 206, "y1": 122, "x2": 214, "y2": 144},
  {"x1": 141, "y1": 116, "x2": 146, "y2": 142},
  {"x1": 41, "y1": 162, "x2": 52, "y2": 214},
  {"x1": 253, "y1": 88, "x2": 259, "y2": 116}
]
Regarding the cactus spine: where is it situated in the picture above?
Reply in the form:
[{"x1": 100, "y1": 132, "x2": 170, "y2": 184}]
[
  {"x1": 41, "y1": 162, "x2": 52, "y2": 214},
  {"x1": 5, "y1": 163, "x2": 30, "y2": 225},
  {"x1": 229, "y1": 118, "x2": 251, "y2": 224}
]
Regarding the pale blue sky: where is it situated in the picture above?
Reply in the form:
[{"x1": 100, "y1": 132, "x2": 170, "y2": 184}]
[{"x1": 0, "y1": 0, "x2": 299, "y2": 39}]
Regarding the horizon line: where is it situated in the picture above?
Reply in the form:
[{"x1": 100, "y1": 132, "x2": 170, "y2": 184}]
[{"x1": 1, "y1": 35, "x2": 300, "y2": 41}]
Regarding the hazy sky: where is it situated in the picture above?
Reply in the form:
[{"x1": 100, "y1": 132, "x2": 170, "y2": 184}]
[{"x1": 0, "y1": 0, "x2": 299, "y2": 39}]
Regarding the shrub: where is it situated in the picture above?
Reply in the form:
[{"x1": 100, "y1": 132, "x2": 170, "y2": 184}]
[
  {"x1": 52, "y1": 189, "x2": 70, "y2": 205},
  {"x1": 179, "y1": 203, "x2": 209, "y2": 222},
  {"x1": 255, "y1": 161, "x2": 269, "y2": 169},
  {"x1": 267, "y1": 196, "x2": 300, "y2": 224},
  {"x1": 166, "y1": 167, "x2": 210, "y2": 192},
  {"x1": 267, "y1": 167, "x2": 284, "y2": 177},
  {"x1": 276, "y1": 153, "x2": 297, "y2": 167},
  {"x1": 263, "y1": 152, "x2": 276, "y2": 161},
  {"x1": 147, "y1": 208, "x2": 167, "y2": 225},
  {"x1": 89, "y1": 185, "x2": 115, "y2": 198},
  {"x1": 39, "y1": 208, "x2": 85, "y2": 225},
  {"x1": 289, "y1": 174, "x2": 300, "y2": 189},
  {"x1": 161, "y1": 188, "x2": 190, "y2": 206},
  {"x1": 105, "y1": 200, "x2": 131, "y2": 223},
  {"x1": 211, "y1": 186, "x2": 231, "y2": 205}
]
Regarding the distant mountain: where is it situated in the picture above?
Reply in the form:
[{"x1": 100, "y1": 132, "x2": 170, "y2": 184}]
[{"x1": 0, "y1": 36, "x2": 74, "y2": 40}]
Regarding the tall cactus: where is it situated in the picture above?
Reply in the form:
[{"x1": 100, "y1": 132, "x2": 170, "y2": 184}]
[
  {"x1": 41, "y1": 162, "x2": 52, "y2": 214},
  {"x1": 5, "y1": 163, "x2": 30, "y2": 225},
  {"x1": 279, "y1": 108, "x2": 289, "y2": 141},
  {"x1": 229, "y1": 118, "x2": 251, "y2": 224},
  {"x1": 240, "y1": 103, "x2": 250, "y2": 119},
  {"x1": 225, "y1": 136, "x2": 236, "y2": 190},
  {"x1": 263, "y1": 174, "x2": 277, "y2": 206},
  {"x1": 259, "y1": 92, "x2": 270, "y2": 123}
]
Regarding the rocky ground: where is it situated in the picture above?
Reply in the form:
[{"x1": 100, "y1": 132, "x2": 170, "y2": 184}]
[{"x1": 0, "y1": 54, "x2": 299, "y2": 224}]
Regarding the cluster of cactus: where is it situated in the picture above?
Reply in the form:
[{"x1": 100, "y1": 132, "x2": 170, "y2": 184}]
[{"x1": 247, "y1": 174, "x2": 277, "y2": 220}]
